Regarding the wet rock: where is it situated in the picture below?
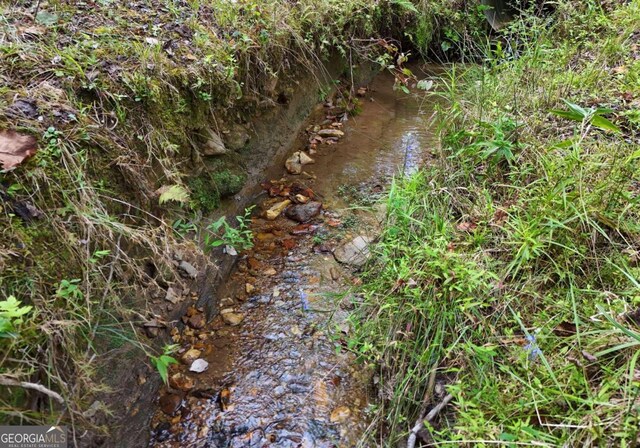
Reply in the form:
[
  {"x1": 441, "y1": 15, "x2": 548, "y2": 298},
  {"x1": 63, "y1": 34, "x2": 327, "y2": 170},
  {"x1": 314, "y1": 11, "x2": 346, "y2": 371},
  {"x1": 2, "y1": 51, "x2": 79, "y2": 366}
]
[
  {"x1": 333, "y1": 236, "x2": 372, "y2": 267},
  {"x1": 164, "y1": 287, "x2": 182, "y2": 304},
  {"x1": 159, "y1": 393, "x2": 182, "y2": 415},
  {"x1": 330, "y1": 406, "x2": 351, "y2": 423},
  {"x1": 178, "y1": 260, "x2": 198, "y2": 279},
  {"x1": 294, "y1": 194, "x2": 310, "y2": 204},
  {"x1": 285, "y1": 201, "x2": 322, "y2": 223},
  {"x1": 221, "y1": 310, "x2": 245, "y2": 326},
  {"x1": 181, "y1": 348, "x2": 202, "y2": 365},
  {"x1": 285, "y1": 151, "x2": 315, "y2": 175},
  {"x1": 170, "y1": 373, "x2": 194, "y2": 391},
  {"x1": 273, "y1": 385, "x2": 286, "y2": 398},
  {"x1": 185, "y1": 313, "x2": 205, "y2": 329},
  {"x1": 189, "y1": 359, "x2": 209, "y2": 373},
  {"x1": 266, "y1": 199, "x2": 291, "y2": 220},
  {"x1": 317, "y1": 128, "x2": 344, "y2": 138},
  {"x1": 288, "y1": 383, "x2": 310, "y2": 393}
]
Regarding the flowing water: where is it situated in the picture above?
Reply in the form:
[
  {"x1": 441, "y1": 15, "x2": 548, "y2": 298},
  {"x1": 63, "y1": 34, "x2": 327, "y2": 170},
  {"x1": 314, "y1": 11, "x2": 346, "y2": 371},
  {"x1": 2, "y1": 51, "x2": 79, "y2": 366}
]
[{"x1": 148, "y1": 63, "x2": 439, "y2": 448}]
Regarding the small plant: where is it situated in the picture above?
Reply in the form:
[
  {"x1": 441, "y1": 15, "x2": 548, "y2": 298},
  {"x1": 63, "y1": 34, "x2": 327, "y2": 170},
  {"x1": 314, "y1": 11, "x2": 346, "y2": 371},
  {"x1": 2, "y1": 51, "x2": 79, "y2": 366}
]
[
  {"x1": 551, "y1": 99, "x2": 621, "y2": 133},
  {"x1": 172, "y1": 218, "x2": 198, "y2": 238},
  {"x1": 0, "y1": 296, "x2": 33, "y2": 339},
  {"x1": 149, "y1": 344, "x2": 179, "y2": 385},
  {"x1": 42, "y1": 126, "x2": 63, "y2": 159},
  {"x1": 158, "y1": 185, "x2": 190, "y2": 206},
  {"x1": 204, "y1": 207, "x2": 254, "y2": 252},
  {"x1": 55, "y1": 279, "x2": 83, "y2": 300},
  {"x1": 473, "y1": 117, "x2": 519, "y2": 166}
]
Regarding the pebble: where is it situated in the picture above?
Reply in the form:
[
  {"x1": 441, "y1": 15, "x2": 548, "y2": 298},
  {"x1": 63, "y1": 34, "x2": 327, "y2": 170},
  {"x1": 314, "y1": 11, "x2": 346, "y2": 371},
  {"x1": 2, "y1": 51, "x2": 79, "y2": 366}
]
[
  {"x1": 159, "y1": 394, "x2": 182, "y2": 415},
  {"x1": 330, "y1": 406, "x2": 351, "y2": 423},
  {"x1": 181, "y1": 348, "x2": 202, "y2": 365},
  {"x1": 169, "y1": 373, "x2": 194, "y2": 391},
  {"x1": 189, "y1": 359, "x2": 209, "y2": 373},
  {"x1": 221, "y1": 310, "x2": 245, "y2": 326},
  {"x1": 178, "y1": 260, "x2": 198, "y2": 279}
]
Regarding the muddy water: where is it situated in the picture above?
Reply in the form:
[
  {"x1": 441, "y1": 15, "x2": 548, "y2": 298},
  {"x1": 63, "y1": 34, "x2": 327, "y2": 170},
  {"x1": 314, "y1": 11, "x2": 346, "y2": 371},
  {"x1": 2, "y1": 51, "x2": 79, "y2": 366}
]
[{"x1": 148, "y1": 64, "x2": 438, "y2": 448}]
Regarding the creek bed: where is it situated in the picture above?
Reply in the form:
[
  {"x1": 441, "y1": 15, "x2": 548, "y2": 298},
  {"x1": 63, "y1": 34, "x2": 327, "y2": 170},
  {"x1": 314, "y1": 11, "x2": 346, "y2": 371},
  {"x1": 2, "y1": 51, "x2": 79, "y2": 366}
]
[{"x1": 148, "y1": 63, "x2": 439, "y2": 448}]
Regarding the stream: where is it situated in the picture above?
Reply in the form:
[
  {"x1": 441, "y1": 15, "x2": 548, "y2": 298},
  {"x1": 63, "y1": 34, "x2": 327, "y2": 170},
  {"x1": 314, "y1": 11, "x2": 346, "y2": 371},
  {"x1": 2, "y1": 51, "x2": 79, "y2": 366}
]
[{"x1": 148, "y1": 63, "x2": 439, "y2": 448}]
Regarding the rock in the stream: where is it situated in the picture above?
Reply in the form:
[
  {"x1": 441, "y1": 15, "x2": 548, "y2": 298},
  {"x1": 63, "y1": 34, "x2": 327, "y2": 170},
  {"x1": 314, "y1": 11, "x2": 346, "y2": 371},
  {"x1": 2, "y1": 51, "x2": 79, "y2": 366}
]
[
  {"x1": 330, "y1": 406, "x2": 351, "y2": 423},
  {"x1": 178, "y1": 260, "x2": 198, "y2": 279},
  {"x1": 294, "y1": 194, "x2": 310, "y2": 204},
  {"x1": 318, "y1": 128, "x2": 344, "y2": 138},
  {"x1": 266, "y1": 199, "x2": 291, "y2": 220},
  {"x1": 185, "y1": 313, "x2": 205, "y2": 329},
  {"x1": 159, "y1": 393, "x2": 182, "y2": 415},
  {"x1": 189, "y1": 358, "x2": 209, "y2": 373},
  {"x1": 333, "y1": 236, "x2": 372, "y2": 267},
  {"x1": 221, "y1": 309, "x2": 245, "y2": 326},
  {"x1": 285, "y1": 201, "x2": 322, "y2": 223},
  {"x1": 285, "y1": 151, "x2": 315, "y2": 175},
  {"x1": 181, "y1": 348, "x2": 202, "y2": 365},
  {"x1": 170, "y1": 373, "x2": 194, "y2": 391}
]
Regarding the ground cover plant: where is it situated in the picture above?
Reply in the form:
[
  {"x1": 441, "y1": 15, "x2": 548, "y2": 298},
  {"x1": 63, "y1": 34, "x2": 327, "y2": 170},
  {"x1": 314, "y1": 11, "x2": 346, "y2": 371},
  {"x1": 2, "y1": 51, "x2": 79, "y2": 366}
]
[{"x1": 350, "y1": 1, "x2": 640, "y2": 445}]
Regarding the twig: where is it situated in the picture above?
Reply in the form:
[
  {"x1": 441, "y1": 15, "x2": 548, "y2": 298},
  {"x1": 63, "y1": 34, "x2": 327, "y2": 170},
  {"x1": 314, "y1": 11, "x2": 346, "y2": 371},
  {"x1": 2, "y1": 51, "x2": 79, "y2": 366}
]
[
  {"x1": 406, "y1": 393, "x2": 454, "y2": 448},
  {"x1": 33, "y1": 0, "x2": 41, "y2": 20},
  {"x1": 0, "y1": 375, "x2": 65, "y2": 404}
]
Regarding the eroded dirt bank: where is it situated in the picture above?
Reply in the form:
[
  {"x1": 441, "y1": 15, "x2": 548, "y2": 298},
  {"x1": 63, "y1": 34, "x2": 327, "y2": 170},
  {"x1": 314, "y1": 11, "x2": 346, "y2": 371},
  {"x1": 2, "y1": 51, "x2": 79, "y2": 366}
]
[{"x1": 146, "y1": 64, "x2": 439, "y2": 448}]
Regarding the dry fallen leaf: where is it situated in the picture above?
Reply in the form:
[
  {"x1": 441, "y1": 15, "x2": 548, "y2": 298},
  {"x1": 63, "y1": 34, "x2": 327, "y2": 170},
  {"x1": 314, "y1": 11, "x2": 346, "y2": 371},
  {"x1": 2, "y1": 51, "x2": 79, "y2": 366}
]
[
  {"x1": 457, "y1": 221, "x2": 478, "y2": 232},
  {"x1": 0, "y1": 130, "x2": 38, "y2": 171}
]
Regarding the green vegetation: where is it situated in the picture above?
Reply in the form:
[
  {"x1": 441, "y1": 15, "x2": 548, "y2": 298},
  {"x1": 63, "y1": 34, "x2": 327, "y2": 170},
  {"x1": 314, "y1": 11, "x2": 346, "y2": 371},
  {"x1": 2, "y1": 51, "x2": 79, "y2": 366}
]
[
  {"x1": 204, "y1": 207, "x2": 255, "y2": 252},
  {"x1": 149, "y1": 344, "x2": 179, "y2": 386},
  {"x1": 4, "y1": 0, "x2": 636, "y2": 444},
  {"x1": 3, "y1": 0, "x2": 480, "y2": 432},
  {"x1": 350, "y1": 1, "x2": 640, "y2": 445}
]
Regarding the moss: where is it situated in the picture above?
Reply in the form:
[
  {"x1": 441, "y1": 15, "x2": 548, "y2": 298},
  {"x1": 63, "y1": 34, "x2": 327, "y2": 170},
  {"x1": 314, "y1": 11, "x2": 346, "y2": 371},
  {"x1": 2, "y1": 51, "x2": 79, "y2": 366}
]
[{"x1": 188, "y1": 166, "x2": 247, "y2": 213}]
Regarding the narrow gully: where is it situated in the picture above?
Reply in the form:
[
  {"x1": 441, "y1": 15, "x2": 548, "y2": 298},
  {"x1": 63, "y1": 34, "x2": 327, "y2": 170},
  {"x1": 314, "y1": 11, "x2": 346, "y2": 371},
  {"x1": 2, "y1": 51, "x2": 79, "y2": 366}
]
[{"x1": 148, "y1": 63, "x2": 440, "y2": 448}]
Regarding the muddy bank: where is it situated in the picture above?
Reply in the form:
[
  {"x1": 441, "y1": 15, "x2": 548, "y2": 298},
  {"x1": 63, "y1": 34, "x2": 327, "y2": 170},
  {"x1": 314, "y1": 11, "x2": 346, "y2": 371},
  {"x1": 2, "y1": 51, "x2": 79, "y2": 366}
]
[{"x1": 144, "y1": 64, "x2": 439, "y2": 448}]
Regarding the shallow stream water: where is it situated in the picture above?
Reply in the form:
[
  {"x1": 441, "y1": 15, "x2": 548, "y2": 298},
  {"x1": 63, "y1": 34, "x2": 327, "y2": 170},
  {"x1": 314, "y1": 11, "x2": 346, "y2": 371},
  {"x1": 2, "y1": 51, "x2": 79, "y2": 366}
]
[{"x1": 148, "y1": 63, "x2": 439, "y2": 448}]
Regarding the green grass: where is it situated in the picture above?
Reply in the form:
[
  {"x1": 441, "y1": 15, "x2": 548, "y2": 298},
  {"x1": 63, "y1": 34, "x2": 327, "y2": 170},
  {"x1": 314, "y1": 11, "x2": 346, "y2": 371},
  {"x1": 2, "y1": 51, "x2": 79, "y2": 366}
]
[{"x1": 350, "y1": 1, "x2": 640, "y2": 446}]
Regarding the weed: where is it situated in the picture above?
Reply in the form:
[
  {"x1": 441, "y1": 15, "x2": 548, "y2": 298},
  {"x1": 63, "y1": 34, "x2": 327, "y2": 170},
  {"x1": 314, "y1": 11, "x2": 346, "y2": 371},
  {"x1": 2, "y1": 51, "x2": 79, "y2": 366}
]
[
  {"x1": 204, "y1": 207, "x2": 254, "y2": 252},
  {"x1": 0, "y1": 296, "x2": 32, "y2": 339},
  {"x1": 149, "y1": 344, "x2": 179, "y2": 385}
]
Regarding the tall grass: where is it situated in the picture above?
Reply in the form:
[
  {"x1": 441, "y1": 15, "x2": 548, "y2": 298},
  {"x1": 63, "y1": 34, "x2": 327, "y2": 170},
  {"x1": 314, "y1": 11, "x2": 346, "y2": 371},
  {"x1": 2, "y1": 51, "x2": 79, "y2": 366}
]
[{"x1": 350, "y1": 1, "x2": 640, "y2": 445}]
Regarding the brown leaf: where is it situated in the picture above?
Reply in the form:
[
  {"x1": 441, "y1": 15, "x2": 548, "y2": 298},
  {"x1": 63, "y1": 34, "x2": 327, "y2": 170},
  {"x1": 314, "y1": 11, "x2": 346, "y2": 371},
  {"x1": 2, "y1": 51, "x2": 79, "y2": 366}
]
[
  {"x1": 0, "y1": 131, "x2": 38, "y2": 171},
  {"x1": 553, "y1": 321, "x2": 577, "y2": 337},
  {"x1": 492, "y1": 208, "x2": 508, "y2": 225},
  {"x1": 456, "y1": 221, "x2": 478, "y2": 232}
]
